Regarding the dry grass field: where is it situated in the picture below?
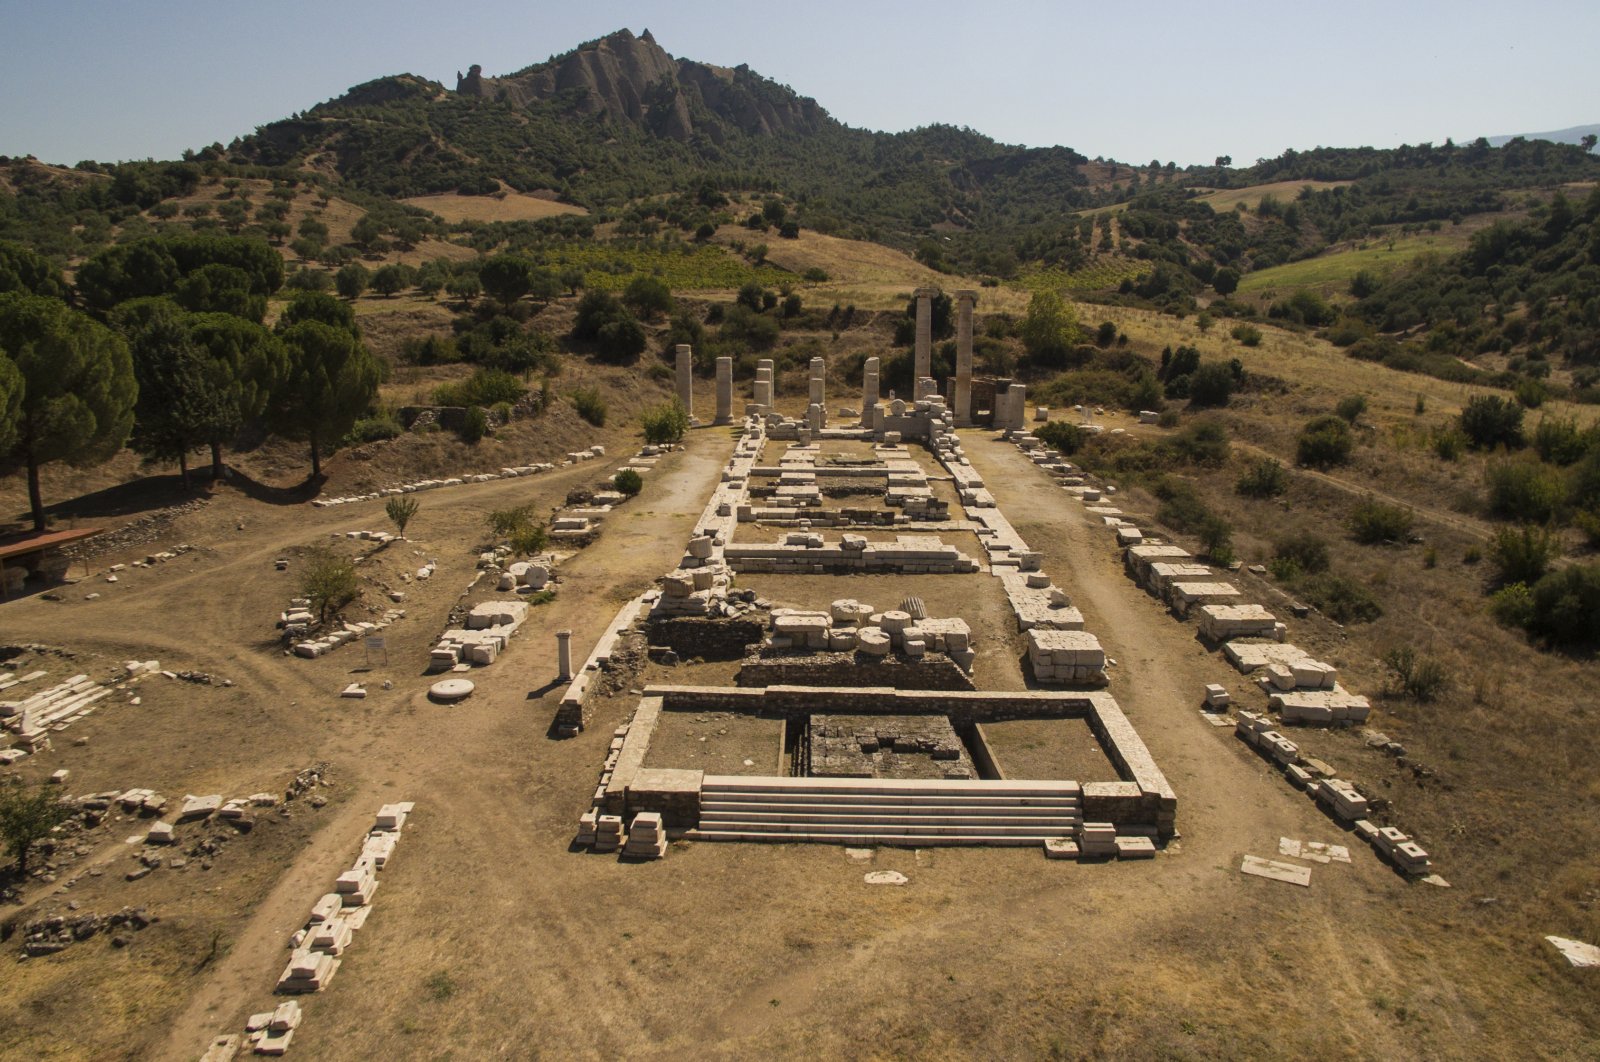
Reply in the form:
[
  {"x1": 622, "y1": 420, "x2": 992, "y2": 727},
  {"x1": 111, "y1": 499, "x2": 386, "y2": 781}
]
[
  {"x1": 1195, "y1": 179, "x2": 1354, "y2": 213},
  {"x1": 399, "y1": 191, "x2": 588, "y2": 223}
]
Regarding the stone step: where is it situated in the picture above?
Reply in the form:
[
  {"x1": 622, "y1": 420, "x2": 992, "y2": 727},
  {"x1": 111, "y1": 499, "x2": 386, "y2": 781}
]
[
  {"x1": 693, "y1": 819, "x2": 1080, "y2": 838},
  {"x1": 702, "y1": 776, "x2": 1081, "y2": 799},
  {"x1": 700, "y1": 796, "x2": 1075, "y2": 812},
  {"x1": 700, "y1": 809, "x2": 1082, "y2": 828},
  {"x1": 686, "y1": 829, "x2": 1059, "y2": 847}
]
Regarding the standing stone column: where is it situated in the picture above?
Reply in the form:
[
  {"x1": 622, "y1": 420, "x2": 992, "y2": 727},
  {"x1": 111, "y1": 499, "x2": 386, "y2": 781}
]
[
  {"x1": 861, "y1": 356, "x2": 880, "y2": 427},
  {"x1": 914, "y1": 287, "x2": 936, "y2": 383},
  {"x1": 808, "y1": 357, "x2": 826, "y2": 407},
  {"x1": 714, "y1": 356, "x2": 733, "y2": 425},
  {"x1": 675, "y1": 344, "x2": 694, "y2": 423},
  {"x1": 556, "y1": 630, "x2": 573, "y2": 682},
  {"x1": 954, "y1": 289, "x2": 976, "y2": 426}
]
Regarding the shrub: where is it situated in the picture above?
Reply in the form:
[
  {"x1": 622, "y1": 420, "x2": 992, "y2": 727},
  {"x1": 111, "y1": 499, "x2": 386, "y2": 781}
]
[
  {"x1": 1514, "y1": 377, "x2": 1548, "y2": 409},
  {"x1": 1533, "y1": 417, "x2": 1593, "y2": 466},
  {"x1": 1036, "y1": 420, "x2": 1084, "y2": 456},
  {"x1": 1274, "y1": 533, "x2": 1330, "y2": 575},
  {"x1": 1300, "y1": 573, "x2": 1383, "y2": 624},
  {"x1": 0, "y1": 778, "x2": 75, "y2": 878},
  {"x1": 1484, "y1": 457, "x2": 1564, "y2": 522},
  {"x1": 613, "y1": 468, "x2": 643, "y2": 496},
  {"x1": 641, "y1": 399, "x2": 689, "y2": 445},
  {"x1": 460, "y1": 405, "x2": 489, "y2": 443},
  {"x1": 1488, "y1": 581, "x2": 1535, "y2": 629},
  {"x1": 385, "y1": 496, "x2": 419, "y2": 539},
  {"x1": 1383, "y1": 646, "x2": 1449, "y2": 701},
  {"x1": 596, "y1": 316, "x2": 647, "y2": 362},
  {"x1": 1459, "y1": 394, "x2": 1525, "y2": 450},
  {"x1": 345, "y1": 411, "x2": 403, "y2": 444},
  {"x1": 1432, "y1": 428, "x2": 1465, "y2": 461},
  {"x1": 1236, "y1": 458, "x2": 1289, "y2": 498},
  {"x1": 1525, "y1": 564, "x2": 1600, "y2": 646},
  {"x1": 1297, "y1": 415, "x2": 1354, "y2": 467},
  {"x1": 1186, "y1": 362, "x2": 1235, "y2": 407},
  {"x1": 1198, "y1": 516, "x2": 1234, "y2": 564},
  {"x1": 300, "y1": 544, "x2": 360, "y2": 622},
  {"x1": 1231, "y1": 323, "x2": 1262, "y2": 346},
  {"x1": 509, "y1": 523, "x2": 549, "y2": 558},
  {"x1": 1348, "y1": 497, "x2": 1414, "y2": 544},
  {"x1": 1489, "y1": 525, "x2": 1561, "y2": 586},
  {"x1": 570, "y1": 387, "x2": 607, "y2": 427},
  {"x1": 485, "y1": 505, "x2": 535, "y2": 542},
  {"x1": 1169, "y1": 420, "x2": 1230, "y2": 466},
  {"x1": 433, "y1": 369, "x2": 525, "y2": 408},
  {"x1": 1335, "y1": 395, "x2": 1367, "y2": 423}
]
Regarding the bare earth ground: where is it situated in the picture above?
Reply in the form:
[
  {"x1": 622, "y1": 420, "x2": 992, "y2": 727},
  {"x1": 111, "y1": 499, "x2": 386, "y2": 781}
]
[{"x1": 4, "y1": 415, "x2": 1596, "y2": 1057}]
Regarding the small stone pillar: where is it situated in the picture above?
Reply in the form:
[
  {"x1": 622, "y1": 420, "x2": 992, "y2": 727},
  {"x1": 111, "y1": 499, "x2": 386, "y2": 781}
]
[
  {"x1": 808, "y1": 356, "x2": 826, "y2": 408},
  {"x1": 913, "y1": 287, "x2": 936, "y2": 383},
  {"x1": 861, "y1": 356, "x2": 880, "y2": 427},
  {"x1": 955, "y1": 289, "x2": 976, "y2": 426},
  {"x1": 1002, "y1": 383, "x2": 1027, "y2": 430},
  {"x1": 556, "y1": 630, "x2": 573, "y2": 682},
  {"x1": 675, "y1": 344, "x2": 694, "y2": 423},
  {"x1": 806, "y1": 403, "x2": 825, "y2": 432},
  {"x1": 714, "y1": 356, "x2": 733, "y2": 425},
  {"x1": 753, "y1": 358, "x2": 774, "y2": 411},
  {"x1": 915, "y1": 377, "x2": 938, "y2": 400}
]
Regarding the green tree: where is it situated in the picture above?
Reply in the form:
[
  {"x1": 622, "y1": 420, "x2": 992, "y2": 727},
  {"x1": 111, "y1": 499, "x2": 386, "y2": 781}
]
[
  {"x1": 1212, "y1": 267, "x2": 1240, "y2": 295},
  {"x1": 623, "y1": 275, "x2": 674, "y2": 319},
  {"x1": 1019, "y1": 290, "x2": 1081, "y2": 366},
  {"x1": 335, "y1": 262, "x2": 370, "y2": 301},
  {"x1": 277, "y1": 291, "x2": 359, "y2": 336},
  {"x1": 276, "y1": 320, "x2": 380, "y2": 477},
  {"x1": 0, "y1": 294, "x2": 137, "y2": 531},
  {"x1": 174, "y1": 263, "x2": 264, "y2": 322},
  {"x1": 0, "y1": 241, "x2": 67, "y2": 298},
  {"x1": 119, "y1": 301, "x2": 227, "y2": 487},
  {"x1": 371, "y1": 264, "x2": 410, "y2": 298},
  {"x1": 350, "y1": 214, "x2": 386, "y2": 250},
  {"x1": 479, "y1": 254, "x2": 537, "y2": 309},
  {"x1": 300, "y1": 544, "x2": 360, "y2": 622},
  {"x1": 0, "y1": 778, "x2": 73, "y2": 879},
  {"x1": 189, "y1": 313, "x2": 287, "y2": 478},
  {"x1": 1187, "y1": 362, "x2": 1235, "y2": 407},
  {"x1": 447, "y1": 274, "x2": 482, "y2": 306}
]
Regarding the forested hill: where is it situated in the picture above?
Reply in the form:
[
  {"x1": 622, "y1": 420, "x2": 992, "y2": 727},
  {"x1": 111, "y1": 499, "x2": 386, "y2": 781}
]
[{"x1": 225, "y1": 28, "x2": 1097, "y2": 244}]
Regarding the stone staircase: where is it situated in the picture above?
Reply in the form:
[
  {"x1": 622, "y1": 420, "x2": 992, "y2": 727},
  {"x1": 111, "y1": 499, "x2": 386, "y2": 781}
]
[{"x1": 687, "y1": 775, "x2": 1082, "y2": 846}]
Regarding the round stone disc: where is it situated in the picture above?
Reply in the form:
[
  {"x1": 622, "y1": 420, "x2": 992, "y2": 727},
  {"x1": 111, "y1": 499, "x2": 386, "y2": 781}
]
[{"x1": 429, "y1": 678, "x2": 475, "y2": 702}]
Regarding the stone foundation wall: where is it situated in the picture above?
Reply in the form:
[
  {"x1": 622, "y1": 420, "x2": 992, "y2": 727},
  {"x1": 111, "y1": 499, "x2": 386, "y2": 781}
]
[
  {"x1": 736, "y1": 652, "x2": 975, "y2": 691},
  {"x1": 645, "y1": 617, "x2": 764, "y2": 661}
]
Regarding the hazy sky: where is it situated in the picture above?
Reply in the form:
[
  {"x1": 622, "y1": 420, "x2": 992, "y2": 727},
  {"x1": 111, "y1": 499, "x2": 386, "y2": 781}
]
[{"x1": 2, "y1": 0, "x2": 1595, "y2": 168}]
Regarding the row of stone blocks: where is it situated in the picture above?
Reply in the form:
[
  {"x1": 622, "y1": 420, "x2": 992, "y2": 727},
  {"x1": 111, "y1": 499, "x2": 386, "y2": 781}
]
[
  {"x1": 201, "y1": 803, "x2": 414, "y2": 1058},
  {"x1": 309, "y1": 454, "x2": 585, "y2": 508},
  {"x1": 1236, "y1": 714, "x2": 1435, "y2": 875}
]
